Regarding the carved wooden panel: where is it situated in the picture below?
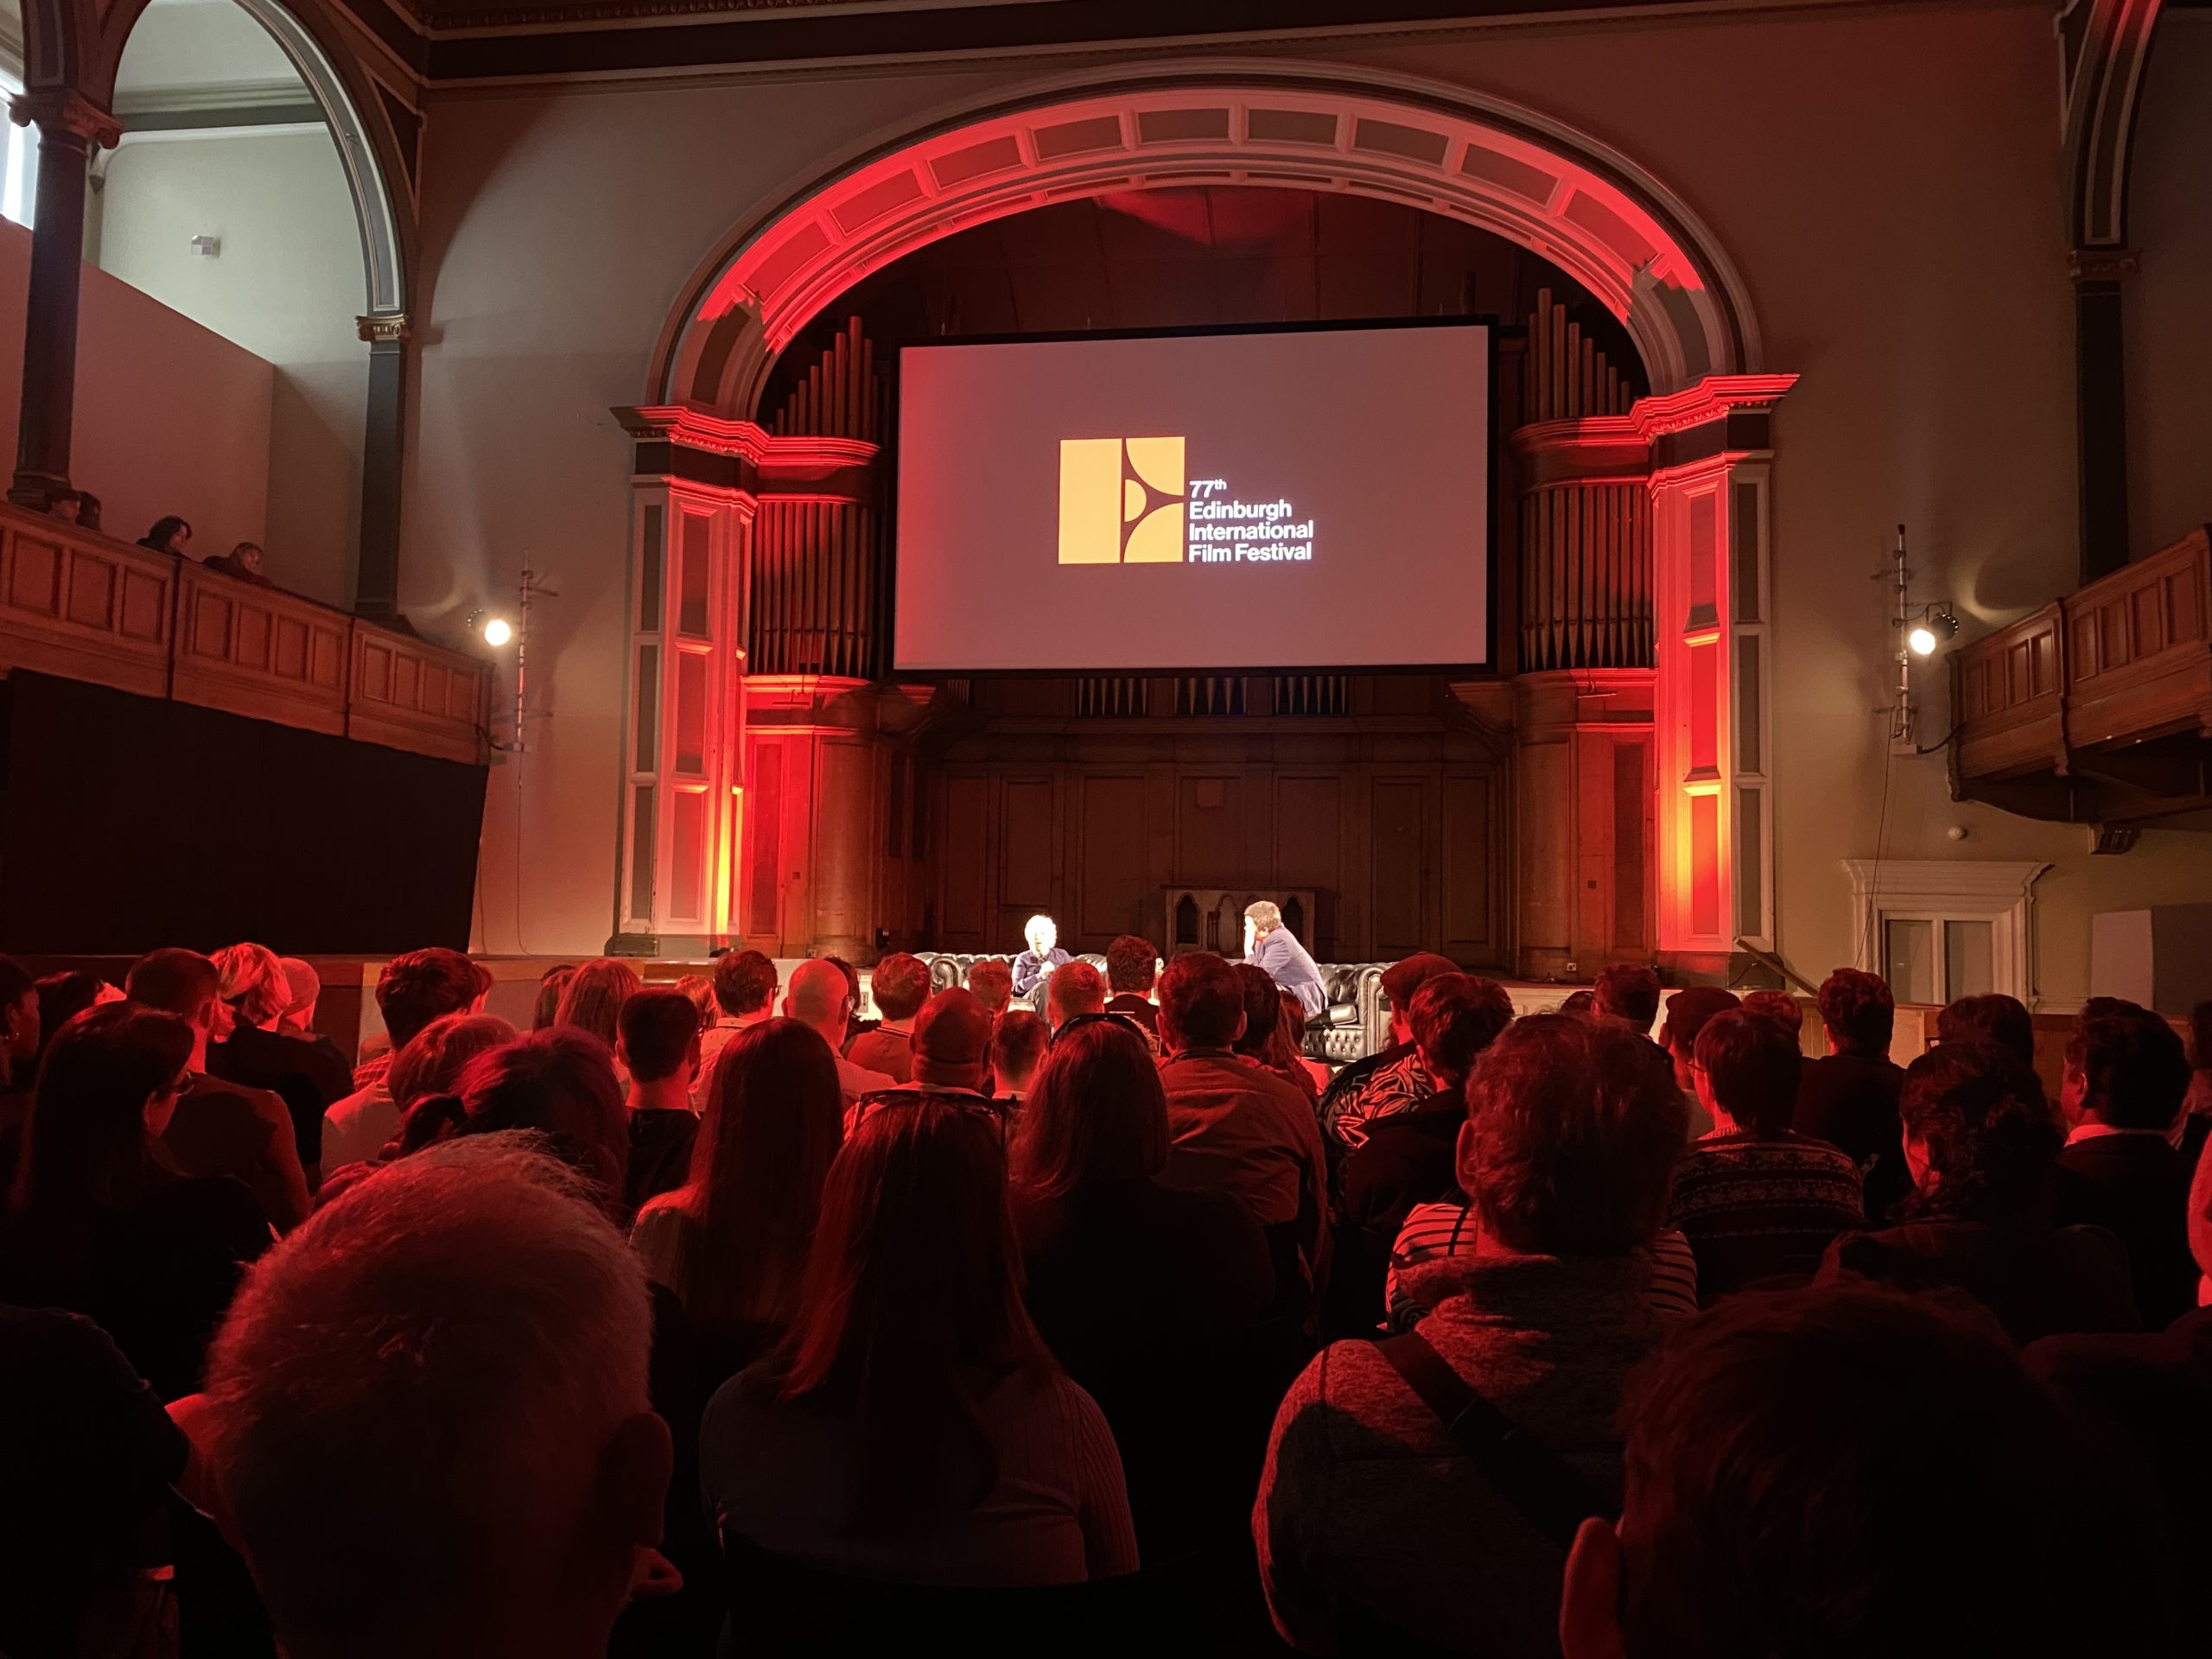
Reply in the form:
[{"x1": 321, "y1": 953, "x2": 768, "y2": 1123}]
[
  {"x1": 0, "y1": 519, "x2": 174, "y2": 698},
  {"x1": 347, "y1": 628, "x2": 493, "y2": 766},
  {"x1": 938, "y1": 772, "x2": 990, "y2": 944},
  {"x1": 1077, "y1": 773, "x2": 1148, "y2": 939},
  {"x1": 1370, "y1": 776, "x2": 1430, "y2": 957},
  {"x1": 997, "y1": 778, "x2": 1057, "y2": 918}
]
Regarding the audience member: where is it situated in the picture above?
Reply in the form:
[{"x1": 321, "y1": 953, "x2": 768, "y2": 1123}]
[
  {"x1": 1818, "y1": 1040, "x2": 2138, "y2": 1343},
  {"x1": 1329, "y1": 974, "x2": 1515, "y2": 1332},
  {"x1": 198, "y1": 1139, "x2": 669, "y2": 1659},
  {"x1": 1936, "y1": 991, "x2": 2036, "y2": 1067},
  {"x1": 1556, "y1": 988, "x2": 1597, "y2": 1017},
  {"x1": 44, "y1": 488, "x2": 83, "y2": 524},
  {"x1": 617, "y1": 988, "x2": 705, "y2": 1219},
  {"x1": 781, "y1": 957, "x2": 897, "y2": 1103},
  {"x1": 1244, "y1": 900, "x2": 1326, "y2": 1020},
  {"x1": 2053, "y1": 1005, "x2": 2196, "y2": 1327},
  {"x1": 206, "y1": 542, "x2": 273, "y2": 586},
  {"x1": 1669, "y1": 1008, "x2": 1864, "y2": 1300},
  {"x1": 1231, "y1": 962, "x2": 1316, "y2": 1104},
  {"x1": 534, "y1": 963, "x2": 577, "y2": 1030},
  {"x1": 2, "y1": 1002, "x2": 270, "y2": 1398},
  {"x1": 319, "y1": 1011, "x2": 514, "y2": 1197},
  {"x1": 430, "y1": 1027, "x2": 631, "y2": 1207},
  {"x1": 845, "y1": 951, "x2": 928, "y2": 1081},
  {"x1": 859, "y1": 988, "x2": 999, "y2": 1118},
  {"x1": 1658, "y1": 984, "x2": 1738, "y2": 1139},
  {"x1": 322, "y1": 947, "x2": 491, "y2": 1170},
  {"x1": 824, "y1": 956, "x2": 874, "y2": 1040},
  {"x1": 138, "y1": 515, "x2": 191, "y2": 556},
  {"x1": 1592, "y1": 963, "x2": 1662, "y2": 1037},
  {"x1": 1256, "y1": 1014, "x2": 1688, "y2": 1656},
  {"x1": 700, "y1": 949, "x2": 777, "y2": 1084},
  {"x1": 0, "y1": 953, "x2": 43, "y2": 1137},
  {"x1": 2177, "y1": 996, "x2": 2212, "y2": 1166},
  {"x1": 1560, "y1": 1285, "x2": 2175, "y2": 1659},
  {"x1": 1157, "y1": 952, "x2": 1331, "y2": 1313},
  {"x1": 1102, "y1": 934, "x2": 1160, "y2": 1035},
  {"x1": 633, "y1": 1019, "x2": 843, "y2": 1388},
  {"x1": 276, "y1": 957, "x2": 328, "y2": 1039},
  {"x1": 1012, "y1": 913, "x2": 1072, "y2": 1001},
  {"x1": 1796, "y1": 967, "x2": 1908, "y2": 1221},
  {"x1": 1281, "y1": 989, "x2": 1331, "y2": 1094},
  {"x1": 556, "y1": 957, "x2": 645, "y2": 1054},
  {"x1": 988, "y1": 1009, "x2": 1047, "y2": 1104},
  {"x1": 1012, "y1": 1014, "x2": 1275, "y2": 1559},
  {"x1": 966, "y1": 958, "x2": 1014, "y2": 1024},
  {"x1": 1046, "y1": 957, "x2": 1108, "y2": 1032},
  {"x1": 676, "y1": 973, "x2": 717, "y2": 1027},
  {"x1": 1738, "y1": 988, "x2": 1803, "y2": 1037},
  {"x1": 1319, "y1": 951, "x2": 1459, "y2": 1143},
  {"x1": 209, "y1": 941, "x2": 352, "y2": 1180},
  {"x1": 32, "y1": 969, "x2": 115, "y2": 1065},
  {"x1": 128, "y1": 947, "x2": 308, "y2": 1231},
  {"x1": 0, "y1": 1306, "x2": 193, "y2": 1656},
  {"x1": 700, "y1": 1094, "x2": 1138, "y2": 1585}
]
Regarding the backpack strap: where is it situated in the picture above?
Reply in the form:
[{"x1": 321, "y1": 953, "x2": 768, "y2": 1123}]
[{"x1": 1370, "y1": 1330, "x2": 1607, "y2": 1554}]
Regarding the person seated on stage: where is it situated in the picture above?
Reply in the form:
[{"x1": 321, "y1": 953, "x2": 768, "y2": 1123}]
[
  {"x1": 2053, "y1": 1005, "x2": 2197, "y2": 1330},
  {"x1": 325, "y1": 948, "x2": 493, "y2": 1173},
  {"x1": 1103, "y1": 935, "x2": 1160, "y2": 1036},
  {"x1": 1560, "y1": 1285, "x2": 2175, "y2": 1659},
  {"x1": 699, "y1": 950, "x2": 778, "y2": 1098},
  {"x1": 1319, "y1": 952, "x2": 1460, "y2": 1141},
  {"x1": 616, "y1": 988, "x2": 704, "y2": 1221},
  {"x1": 1012, "y1": 914, "x2": 1071, "y2": 1001},
  {"x1": 854, "y1": 989, "x2": 999, "y2": 1122},
  {"x1": 1234, "y1": 964, "x2": 1318, "y2": 1105},
  {"x1": 1796, "y1": 968, "x2": 1909, "y2": 1223},
  {"x1": 989, "y1": 1011, "x2": 1048, "y2": 1107},
  {"x1": 1157, "y1": 952, "x2": 1330, "y2": 1319},
  {"x1": 127, "y1": 948, "x2": 309, "y2": 1233},
  {"x1": 1046, "y1": 959, "x2": 1107, "y2": 1033},
  {"x1": 782, "y1": 958, "x2": 897, "y2": 1104},
  {"x1": 966, "y1": 958, "x2": 1014, "y2": 1027},
  {"x1": 1668, "y1": 1008, "x2": 1866, "y2": 1303},
  {"x1": 1257, "y1": 1014, "x2": 1688, "y2": 1657},
  {"x1": 845, "y1": 952, "x2": 929, "y2": 1084},
  {"x1": 1936, "y1": 992, "x2": 2037, "y2": 1069},
  {"x1": 1244, "y1": 900, "x2": 1326, "y2": 1021},
  {"x1": 208, "y1": 943, "x2": 353, "y2": 1187},
  {"x1": 196, "y1": 1139, "x2": 671, "y2": 1659}
]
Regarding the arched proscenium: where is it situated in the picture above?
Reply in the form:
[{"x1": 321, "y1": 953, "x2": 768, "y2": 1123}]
[{"x1": 655, "y1": 62, "x2": 1761, "y2": 420}]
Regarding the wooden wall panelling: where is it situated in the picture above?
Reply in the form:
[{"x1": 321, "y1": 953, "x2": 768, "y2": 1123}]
[
  {"x1": 1370, "y1": 774, "x2": 1432, "y2": 958},
  {"x1": 1077, "y1": 772, "x2": 1149, "y2": 941},
  {"x1": 1274, "y1": 772, "x2": 1344, "y2": 958},
  {"x1": 1442, "y1": 771, "x2": 1497, "y2": 960},
  {"x1": 995, "y1": 773, "x2": 1059, "y2": 943},
  {"x1": 938, "y1": 770, "x2": 991, "y2": 948}
]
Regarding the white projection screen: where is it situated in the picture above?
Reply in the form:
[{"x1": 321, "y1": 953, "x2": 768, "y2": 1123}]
[{"x1": 893, "y1": 321, "x2": 1491, "y2": 672}]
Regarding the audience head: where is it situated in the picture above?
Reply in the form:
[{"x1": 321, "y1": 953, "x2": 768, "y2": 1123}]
[
  {"x1": 1557, "y1": 988, "x2": 1598, "y2": 1018},
  {"x1": 911, "y1": 988, "x2": 992, "y2": 1090},
  {"x1": 712, "y1": 950, "x2": 778, "y2": 1020},
  {"x1": 1817, "y1": 968, "x2": 1894, "y2": 1058},
  {"x1": 213, "y1": 942, "x2": 291, "y2": 1031},
  {"x1": 1561, "y1": 1284, "x2": 2170, "y2": 1659},
  {"x1": 776, "y1": 1093, "x2": 1046, "y2": 1527},
  {"x1": 278, "y1": 958, "x2": 321, "y2": 1033},
  {"x1": 1016, "y1": 1015, "x2": 1166, "y2": 1201},
  {"x1": 823, "y1": 956, "x2": 862, "y2": 1007},
  {"x1": 386, "y1": 1013, "x2": 515, "y2": 1115},
  {"x1": 868, "y1": 952, "x2": 931, "y2": 1024},
  {"x1": 1022, "y1": 913, "x2": 1058, "y2": 957},
  {"x1": 1157, "y1": 951, "x2": 1246, "y2": 1053},
  {"x1": 782, "y1": 957, "x2": 854, "y2": 1048},
  {"x1": 143, "y1": 515, "x2": 191, "y2": 556},
  {"x1": 683, "y1": 1019, "x2": 844, "y2": 1327},
  {"x1": 228, "y1": 542, "x2": 264, "y2": 575},
  {"x1": 0, "y1": 953, "x2": 40, "y2": 1071},
  {"x1": 200, "y1": 1139, "x2": 667, "y2": 1659},
  {"x1": 2063, "y1": 1005, "x2": 2190, "y2": 1133},
  {"x1": 1230, "y1": 963, "x2": 1284, "y2": 1059},
  {"x1": 378, "y1": 948, "x2": 493, "y2": 1051},
  {"x1": 125, "y1": 947, "x2": 223, "y2": 1043},
  {"x1": 1896, "y1": 1040, "x2": 2058, "y2": 1223},
  {"x1": 1692, "y1": 1007, "x2": 1803, "y2": 1136},
  {"x1": 1739, "y1": 988, "x2": 1803, "y2": 1037},
  {"x1": 1409, "y1": 972, "x2": 1516, "y2": 1091},
  {"x1": 1382, "y1": 952, "x2": 1463, "y2": 1043},
  {"x1": 32, "y1": 969, "x2": 113, "y2": 1064},
  {"x1": 617, "y1": 988, "x2": 703, "y2": 1089},
  {"x1": 988, "y1": 1010, "x2": 1047, "y2": 1098},
  {"x1": 1594, "y1": 963, "x2": 1663, "y2": 1033},
  {"x1": 447, "y1": 1029, "x2": 629, "y2": 1211},
  {"x1": 46, "y1": 489, "x2": 79, "y2": 524},
  {"x1": 531, "y1": 964, "x2": 575, "y2": 1031},
  {"x1": 1661, "y1": 987, "x2": 1742, "y2": 1087},
  {"x1": 1936, "y1": 993, "x2": 2034, "y2": 1068},
  {"x1": 1046, "y1": 959, "x2": 1105, "y2": 1031},
  {"x1": 1105, "y1": 934, "x2": 1157, "y2": 996},
  {"x1": 553, "y1": 958, "x2": 642, "y2": 1051},
  {"x1": 12, "y1": 1003, "x2": 193, "y2": 1218},
  {"x1": 965, "y1": 958, "x2": 1014, "y2": 1017},
  {"x1": 1461, "y1": 1014, "x2": 1686, "y2": 1256},
  {"x1": 73, "y1": 490, "x2": 102, "y2": 529},
  {"x1": 675, "y1": 973, "x2": 716, "y2": 1025}
]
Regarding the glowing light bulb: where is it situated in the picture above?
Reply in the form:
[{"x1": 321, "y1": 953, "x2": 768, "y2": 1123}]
[
  {"x1": 483, "y1": 616, "x2": 513, "y2": 648},
  {"x1": 1907, "y1": 624, "x2": 1937, "y2": 658}
]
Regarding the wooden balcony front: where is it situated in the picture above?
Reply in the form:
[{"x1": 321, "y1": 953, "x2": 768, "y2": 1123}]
[
  {"x1": 0, "y1": 505, "x2": 492, "y2": 766},
  {"x1": 1952, "y1": 526, "x2": 2212, "y2": 823}
]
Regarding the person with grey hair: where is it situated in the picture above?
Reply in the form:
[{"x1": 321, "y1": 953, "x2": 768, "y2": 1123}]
[
  {"x1": 1012, "y1": 913, "x2": 1071, "y2": 1001},
  {"x1": 194, "y1": 1136, "x2": 673, "y2": 1659},
  {"x1": 1243, "y1": 900, "x2": 1327, "y2": 1020}
]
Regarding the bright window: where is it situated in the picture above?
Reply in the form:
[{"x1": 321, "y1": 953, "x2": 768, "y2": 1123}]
[{"x1": 0, "y1": 72, "x2": 37, "y2": 230}]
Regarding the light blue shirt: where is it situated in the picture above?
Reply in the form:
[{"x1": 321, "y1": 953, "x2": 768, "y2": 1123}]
[{"x1": 1250, "y1": 928, "x2": 1327, "y2": 1020}]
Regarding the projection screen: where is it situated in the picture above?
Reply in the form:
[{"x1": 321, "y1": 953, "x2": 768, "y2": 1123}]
[{"x1": 893, "y1": 321, "x2": 1491, "y2": 673}]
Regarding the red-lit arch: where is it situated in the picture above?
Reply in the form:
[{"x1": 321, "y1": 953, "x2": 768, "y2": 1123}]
[{"x1": 652, "y1": 60, "x2": 1764, "y2": 416}]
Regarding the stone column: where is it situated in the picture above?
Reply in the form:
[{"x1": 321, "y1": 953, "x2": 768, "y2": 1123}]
[
  {"x1": 7, "y1": 90, "x2": 120, "y2": 511},
  {"x1": 354, "y1": 313, "x2": 410, "y2": 619}
]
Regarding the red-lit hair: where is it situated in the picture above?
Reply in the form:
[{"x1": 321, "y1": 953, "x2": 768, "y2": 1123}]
[{"x1": 1014, "y1": 1015, "x2": 1168, "y2": 1200}]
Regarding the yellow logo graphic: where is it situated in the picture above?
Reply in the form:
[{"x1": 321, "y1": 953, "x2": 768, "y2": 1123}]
[{"x1": 1058, "y1": 436, "x2": 1185, "y2": 564}]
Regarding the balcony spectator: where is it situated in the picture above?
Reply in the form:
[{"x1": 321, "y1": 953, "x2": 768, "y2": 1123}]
[
  {"x1": 137, "y1": 516, "x2": 191, "y2": 557},
  {"x1": 205, "y1": 542, "x2": 273, "y2": 586}
]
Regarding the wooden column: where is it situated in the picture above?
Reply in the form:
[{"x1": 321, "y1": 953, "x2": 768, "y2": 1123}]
[
  {"x1": 6, "y1": 91, "x2": 118, "y2": 511},
  {"x1": 2070, "y1": 248, "x2": 2136, "y2": 583}
]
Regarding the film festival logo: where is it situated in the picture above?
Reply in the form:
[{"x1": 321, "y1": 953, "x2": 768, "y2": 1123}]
[{"x1": 1058, "y1": 436, "x2": 1186, "y2": 565}]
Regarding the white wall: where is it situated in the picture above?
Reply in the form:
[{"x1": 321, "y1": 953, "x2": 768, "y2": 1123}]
[
  {"x1": 0, "y1": 214, "x2": 272, "y2": 553},
  {"x1": 404, "y1": 1, "x2": 2212, "y2": 994},
  {"x1": 92, "y1": 129, "x2": 367, "y2": 606}
]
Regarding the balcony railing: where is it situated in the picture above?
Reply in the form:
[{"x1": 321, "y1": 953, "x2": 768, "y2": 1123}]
[
  {"x1": 1952, "y1": 527, "x2": 2211, "y2": 823},
  {"x1": 0, "y1": 505, "x2": 493, "y2": 766}
]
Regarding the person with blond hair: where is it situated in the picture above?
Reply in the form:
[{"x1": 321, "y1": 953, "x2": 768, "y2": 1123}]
[
  {"x1": 209, "y1": 943, "x2": 352, "y2": 1183},
  {"x1": 1012, "y1": 913, "x2": 1071, "y2": 1002},
  {"x1": 1243, "y1": 900, "x2": 1326, "y2": 1021}
]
